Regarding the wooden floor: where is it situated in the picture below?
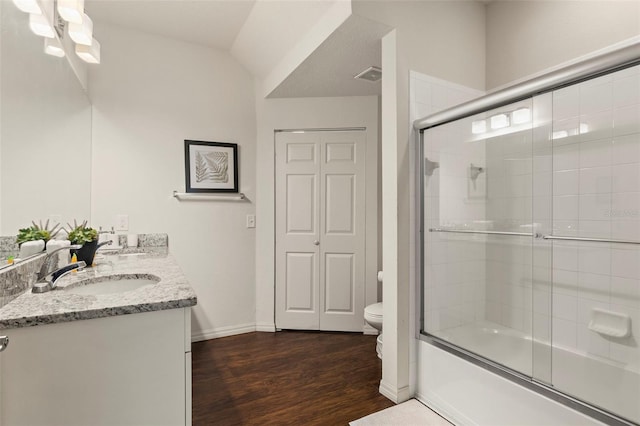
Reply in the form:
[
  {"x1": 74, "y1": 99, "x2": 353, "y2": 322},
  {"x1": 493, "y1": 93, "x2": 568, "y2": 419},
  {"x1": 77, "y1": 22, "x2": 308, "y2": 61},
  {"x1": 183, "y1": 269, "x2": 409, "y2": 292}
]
[{"x1": 192, "y1": 331, "x2": 394, "y2": 425}]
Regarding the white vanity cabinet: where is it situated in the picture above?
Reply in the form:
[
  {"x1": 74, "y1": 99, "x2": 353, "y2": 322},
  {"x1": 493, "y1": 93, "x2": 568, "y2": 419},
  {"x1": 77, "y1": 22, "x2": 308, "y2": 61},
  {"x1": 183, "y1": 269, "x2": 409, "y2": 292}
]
[{"x1": 0, "y1": 307, "x2": 192, "y2": 426}]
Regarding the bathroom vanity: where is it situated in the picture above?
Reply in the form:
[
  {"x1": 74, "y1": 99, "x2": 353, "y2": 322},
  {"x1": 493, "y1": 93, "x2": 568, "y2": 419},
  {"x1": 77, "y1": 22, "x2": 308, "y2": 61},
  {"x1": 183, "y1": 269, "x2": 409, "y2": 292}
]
[{"x1": 0, "y1": 253, "x2": 196, "y2": 425}]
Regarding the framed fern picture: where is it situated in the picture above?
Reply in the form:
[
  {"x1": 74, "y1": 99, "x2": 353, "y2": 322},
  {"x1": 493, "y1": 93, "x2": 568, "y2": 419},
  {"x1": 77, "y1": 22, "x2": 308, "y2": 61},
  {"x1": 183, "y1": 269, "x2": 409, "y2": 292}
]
[{"x1": 184, "y1": 140, "x2": 239, "y2": 193}]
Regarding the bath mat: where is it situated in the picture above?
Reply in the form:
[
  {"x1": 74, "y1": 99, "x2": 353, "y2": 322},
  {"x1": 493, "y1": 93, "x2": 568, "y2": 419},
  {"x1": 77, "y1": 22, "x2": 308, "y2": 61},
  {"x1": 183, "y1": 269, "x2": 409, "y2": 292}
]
[{"x1": 350, "y1": 399, "x2": 451, "y2": 426}]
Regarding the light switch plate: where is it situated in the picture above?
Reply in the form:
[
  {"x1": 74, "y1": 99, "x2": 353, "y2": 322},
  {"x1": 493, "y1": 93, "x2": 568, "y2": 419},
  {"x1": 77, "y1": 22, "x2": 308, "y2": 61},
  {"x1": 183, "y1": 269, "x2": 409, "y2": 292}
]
[
  {"x1": 246, "y1": 214, "x2": 256, "y2": 228},
  {"x1": 116, "y1": 214, "x2": 129, "y2": 231}
]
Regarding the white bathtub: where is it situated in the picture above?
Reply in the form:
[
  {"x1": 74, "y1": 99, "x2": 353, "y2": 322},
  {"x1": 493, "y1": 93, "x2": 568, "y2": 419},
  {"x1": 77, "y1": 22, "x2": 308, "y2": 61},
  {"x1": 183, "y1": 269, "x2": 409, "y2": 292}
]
[
  {"x1": 429, "y1": 322, "x2": 639, "y2": 424},
  {"x1": 435, "y1": 323, "x2": 534, "y2": 375}
]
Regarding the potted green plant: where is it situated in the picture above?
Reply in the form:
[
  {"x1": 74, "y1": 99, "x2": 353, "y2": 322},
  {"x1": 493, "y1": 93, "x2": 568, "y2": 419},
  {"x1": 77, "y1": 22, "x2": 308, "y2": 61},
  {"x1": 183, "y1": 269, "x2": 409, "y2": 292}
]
[
  {"x1": 16, "y1": 220, "x2": 60, "y2": 245},
  {"x1": 16, "y1": 220, "x2": 60, "y2": 258},
  {"x1": 66, "y1": 220, "x2": 99, "y2": 266}
]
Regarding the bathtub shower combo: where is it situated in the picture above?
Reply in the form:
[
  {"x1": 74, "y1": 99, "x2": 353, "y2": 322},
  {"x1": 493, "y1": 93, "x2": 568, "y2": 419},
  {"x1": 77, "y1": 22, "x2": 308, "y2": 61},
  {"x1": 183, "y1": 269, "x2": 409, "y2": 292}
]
[{"x1": 417, "y1": 44, "x2": 640, "y2": 425}]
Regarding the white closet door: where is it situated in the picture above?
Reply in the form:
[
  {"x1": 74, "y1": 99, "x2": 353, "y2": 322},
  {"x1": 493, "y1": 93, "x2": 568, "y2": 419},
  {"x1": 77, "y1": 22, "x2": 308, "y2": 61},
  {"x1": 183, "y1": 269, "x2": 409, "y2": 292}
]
[
  {"x1": 319, "y1": 131, "x2": 366, "y2": 331},
  {"x1": 275, "y1": 132, "x2": 321, "y2": 330},
  {"x1": 275, "y1": 130, "x2": 366, "y2": 332}
]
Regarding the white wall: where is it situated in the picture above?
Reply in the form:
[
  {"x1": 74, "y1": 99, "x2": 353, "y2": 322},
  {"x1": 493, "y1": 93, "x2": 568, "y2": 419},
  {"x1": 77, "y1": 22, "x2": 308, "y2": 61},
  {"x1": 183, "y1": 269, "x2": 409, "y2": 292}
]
[
  {"x1": 231, "y1": 0, "x2": 351, "y2": 99},
  {"x1": 354, "y1": 1, "x2": 486, "y2": 92},
  {"x1": 353, "y1": 0, "x2": 487, "y2": 402},
  {"x1": 232, "y1": 0, "x2": 339, "y2": 78},
  {"x1": 486, "y1": 0, "x2": 640, "y2": 90},
  {"x1": 255, "y1": 94, "x2": 379, "y2": 332},
  {"x1": 380, "y1": 29, "x2": 402, "y2": 400},
  {"x1": 89, "y1": 23, "x2": 257, "y2": 340}
]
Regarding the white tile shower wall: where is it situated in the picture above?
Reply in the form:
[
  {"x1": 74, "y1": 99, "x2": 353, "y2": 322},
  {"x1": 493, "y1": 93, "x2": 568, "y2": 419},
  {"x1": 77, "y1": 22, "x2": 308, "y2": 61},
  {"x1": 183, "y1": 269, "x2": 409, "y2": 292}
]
[
  {"x1": 551, "y1": 64, "x2": 640, "y2": 373},
  {"x1": 482, "y1": 99, "x2": 535, "y2": 335},
  {"x1": 531, "y1": 93, "x2": 554, "y2": 364},
  {"x1": 411, "y1": 71, "x2": 485, "y2": 333}
]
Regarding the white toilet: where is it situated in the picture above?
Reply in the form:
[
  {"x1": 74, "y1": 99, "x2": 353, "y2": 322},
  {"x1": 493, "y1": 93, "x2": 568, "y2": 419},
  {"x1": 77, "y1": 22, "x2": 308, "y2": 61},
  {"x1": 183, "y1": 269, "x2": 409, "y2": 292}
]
[
  {"x1": 364, "y1": 271, "x2": 384, "y2": 359},
  {"x1": 364, "y1": 302, "x2": 383, "y2": 359}
]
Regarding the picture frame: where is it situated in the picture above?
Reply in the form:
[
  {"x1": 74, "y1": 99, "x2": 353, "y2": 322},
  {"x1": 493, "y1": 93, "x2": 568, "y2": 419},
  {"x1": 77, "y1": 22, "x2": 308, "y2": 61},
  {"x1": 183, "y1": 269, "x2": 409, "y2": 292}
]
[{"x1": 184, "y1": 140, "x2": 239, "y2": 193}]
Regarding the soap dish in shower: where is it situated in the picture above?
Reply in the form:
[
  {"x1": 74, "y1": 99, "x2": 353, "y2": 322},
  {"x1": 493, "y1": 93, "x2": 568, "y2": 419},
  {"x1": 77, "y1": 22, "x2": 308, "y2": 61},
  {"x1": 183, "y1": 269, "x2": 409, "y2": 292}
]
[{"x1": 588, "y1": 308, "x2": 631, "y2": 338}]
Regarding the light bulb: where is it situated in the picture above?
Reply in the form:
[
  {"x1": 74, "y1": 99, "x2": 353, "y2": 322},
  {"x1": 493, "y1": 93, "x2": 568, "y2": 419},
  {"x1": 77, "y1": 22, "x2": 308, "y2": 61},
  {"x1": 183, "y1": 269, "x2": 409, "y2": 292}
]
[
  {"x1": 29, "y1": 13, "x2": 55, "y2": 38},
  {"x1": 69, "y1": 13, "x2": 93, "y2": 45},
  {"x1": 552, "y1": 130, "x2": 568, "y2": 140},
  {"x1": 471, "y1": 120, "x2": 487, "y2": 134},
  {"x1": 57, "y1": 0, "x2": 84, "y2": 24},
  {"x1": 579, "y1": 123, "x2": 589, "y2": 134},
  {"x1": 12, "y1": 0, "x2": 41, "y2": 14},
  {"x1": 490, "y1": 113, "x2": 510, "y2": 130},
  {"x1": 512, "y1": 107, "x2": 531, "y2": 124},
  {"x1": 44, "y1": 38, "x2": 65, "y2": 57},
  {"x1": 76, "y1": 38, "x2": 100, "y2": 64}
]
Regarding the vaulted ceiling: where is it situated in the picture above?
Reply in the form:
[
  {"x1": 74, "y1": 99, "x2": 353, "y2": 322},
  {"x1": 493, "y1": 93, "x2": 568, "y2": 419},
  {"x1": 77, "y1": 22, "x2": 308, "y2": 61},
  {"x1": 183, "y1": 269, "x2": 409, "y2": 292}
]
[
  {"x1": 85, "y1": 0, "x2": 389, "y2": 98},
  {"x1": 85, "y1": 0, "x2": 256, "y2": 50}
]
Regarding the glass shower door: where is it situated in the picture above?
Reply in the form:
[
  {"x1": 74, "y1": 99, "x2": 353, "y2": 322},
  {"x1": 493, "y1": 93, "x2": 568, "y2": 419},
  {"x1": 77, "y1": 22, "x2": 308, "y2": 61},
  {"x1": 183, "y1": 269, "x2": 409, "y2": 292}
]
[
  {"x1": 422, "y1": 98, "x2": 541, "y2": 378},
  {"x1": 420, "y1": 62, "x2": 640, "y2": 424},
  {"x1": 548, "y1": 64, "x2": 640, "y2": 424}
]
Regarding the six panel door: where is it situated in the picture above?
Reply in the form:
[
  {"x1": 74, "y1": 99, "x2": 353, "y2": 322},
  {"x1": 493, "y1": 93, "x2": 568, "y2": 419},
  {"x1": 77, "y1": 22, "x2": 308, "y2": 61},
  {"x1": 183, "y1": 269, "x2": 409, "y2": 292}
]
[{"x1": 275, "y1": 130, "x2": 366, "y2": 332}]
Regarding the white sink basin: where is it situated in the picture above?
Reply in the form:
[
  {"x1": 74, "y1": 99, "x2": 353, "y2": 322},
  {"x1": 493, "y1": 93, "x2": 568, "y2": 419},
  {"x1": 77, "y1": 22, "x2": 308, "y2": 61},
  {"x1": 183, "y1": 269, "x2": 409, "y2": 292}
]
[{"x1": 63, "y1": 276, "x2": 159, "y2": 296}]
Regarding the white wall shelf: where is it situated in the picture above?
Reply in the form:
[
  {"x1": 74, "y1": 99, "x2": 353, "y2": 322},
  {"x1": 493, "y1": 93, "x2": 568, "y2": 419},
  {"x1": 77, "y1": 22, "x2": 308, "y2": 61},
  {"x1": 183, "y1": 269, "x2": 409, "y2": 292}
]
[{"x1": 172, "y1": 191, "x2": 245, "y2": 201}]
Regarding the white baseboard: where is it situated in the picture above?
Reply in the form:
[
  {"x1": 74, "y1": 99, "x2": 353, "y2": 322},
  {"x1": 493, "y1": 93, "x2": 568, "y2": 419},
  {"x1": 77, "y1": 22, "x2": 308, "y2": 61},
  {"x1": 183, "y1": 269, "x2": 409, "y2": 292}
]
[
  {"x1": 256, "y1": 322, "x2": 276, "y2": 332},
  {"x1": 379, "y1": 380, "x2": 412, "y2": 403},
  {"x1": 191, "y1": 323, "x2": 256, "y2": 342}
]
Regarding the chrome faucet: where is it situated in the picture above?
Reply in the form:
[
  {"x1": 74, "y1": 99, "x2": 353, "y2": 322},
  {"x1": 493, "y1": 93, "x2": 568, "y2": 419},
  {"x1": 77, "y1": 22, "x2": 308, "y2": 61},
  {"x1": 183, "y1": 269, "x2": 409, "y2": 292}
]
[
  {"x1": 98, "y1": 226, "x2": 115, "y2": 235},
  {"x1": 32, "y1": 245, "x2": 86, "y2": 293},
  {"x1": 97, "y1": 240, "x2": 113, "y2": 249}
]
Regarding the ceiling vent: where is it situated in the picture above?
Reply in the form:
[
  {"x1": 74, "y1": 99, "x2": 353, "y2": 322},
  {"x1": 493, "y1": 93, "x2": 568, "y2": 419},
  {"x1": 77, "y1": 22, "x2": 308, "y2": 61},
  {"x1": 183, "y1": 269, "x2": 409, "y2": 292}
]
[{"x1": 354, "y1": 66, "x2": 382, "y2": 82}]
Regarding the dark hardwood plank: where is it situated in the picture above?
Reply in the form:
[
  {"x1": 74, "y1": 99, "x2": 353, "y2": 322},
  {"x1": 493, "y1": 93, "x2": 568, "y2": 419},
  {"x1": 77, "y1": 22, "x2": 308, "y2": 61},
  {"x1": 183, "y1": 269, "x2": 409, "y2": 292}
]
[{"x1": 192, "y1": 331, "x2": 394, "y2": 425}]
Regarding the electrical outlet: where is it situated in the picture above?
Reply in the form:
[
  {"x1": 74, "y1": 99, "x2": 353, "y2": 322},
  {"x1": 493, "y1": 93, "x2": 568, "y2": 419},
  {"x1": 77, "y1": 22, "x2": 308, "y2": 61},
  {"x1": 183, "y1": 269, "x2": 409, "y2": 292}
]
[
  {"x1": 246, "y1": 214, "x2": 256, "y2": 228},
  {"x1": 116, "y1": 214, "x2": 129, "y2": 231}
]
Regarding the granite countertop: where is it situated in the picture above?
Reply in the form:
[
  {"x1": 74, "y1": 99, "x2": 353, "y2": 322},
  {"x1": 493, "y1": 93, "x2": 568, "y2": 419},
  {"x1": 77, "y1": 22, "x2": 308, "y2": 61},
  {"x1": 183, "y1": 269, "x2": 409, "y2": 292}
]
[{"x1": 0, "y1": 253, "x2": 197, "y2": 329}]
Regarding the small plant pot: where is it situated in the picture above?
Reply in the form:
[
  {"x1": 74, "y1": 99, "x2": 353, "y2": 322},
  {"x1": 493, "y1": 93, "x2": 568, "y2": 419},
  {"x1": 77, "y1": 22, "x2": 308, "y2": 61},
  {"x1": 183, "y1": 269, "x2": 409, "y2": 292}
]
[
  {"x1": 17, "y1": 239, "x2": 45, "y2": 259},
  {"x1": 71, "y1": 240, "x2": 98, "y2": 267}
]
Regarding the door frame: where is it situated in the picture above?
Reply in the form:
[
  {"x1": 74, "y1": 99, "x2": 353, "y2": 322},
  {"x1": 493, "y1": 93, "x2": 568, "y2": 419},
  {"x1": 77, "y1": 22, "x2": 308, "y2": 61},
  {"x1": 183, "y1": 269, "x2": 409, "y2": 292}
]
[
  {"x1": 254, "y1": 96, "x2": 379, "y2": 334},
  {"x1": 273, "y1": 127, "x2": 379, "y2": 333}
]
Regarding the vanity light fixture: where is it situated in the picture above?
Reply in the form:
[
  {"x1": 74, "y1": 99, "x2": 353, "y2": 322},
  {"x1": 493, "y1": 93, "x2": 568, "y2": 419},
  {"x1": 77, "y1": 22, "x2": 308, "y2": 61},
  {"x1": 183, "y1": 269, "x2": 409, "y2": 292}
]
[
  {"x1": 57, "y1": 0, "x2": 84, "y2": 24},
  {"x1": 471, "y1": 106, "x2": 531, "y2": 136},
  {"x1": 552, "y1": 124, "x2": 588, "y2": 140},
  {"x1": 490, "y1": 113, "x2": 510, "y2": 130},
  {"x1": 75, "y1": 38, "x2": 100, "y2": 64},
  {"x1": 471, "y1": 119, "x2": 487, "y2": 134},
  {"x1": 511, "y1": 107, "x2": 531, "y2": 124},
  {"x1": 44, "y1": 37, "x2": 65, "y2": 57},
  {"x1": 13, "y1": 0, "x2": 101, "y2": 64},
  {"x1": 29, "y1": 12, "x2": 55, "y2": 38},
  {"x1": 68, "y1": 13, "x2": 93, "y2": 45},
  {"x1": 12, "y1": 0, "x2": 41, "y2": 14}
]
